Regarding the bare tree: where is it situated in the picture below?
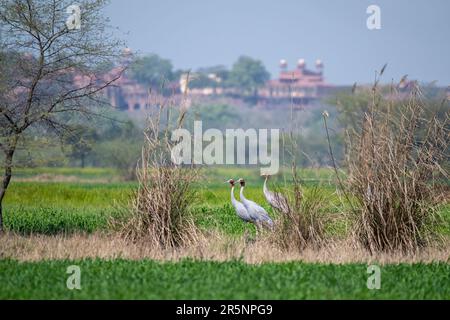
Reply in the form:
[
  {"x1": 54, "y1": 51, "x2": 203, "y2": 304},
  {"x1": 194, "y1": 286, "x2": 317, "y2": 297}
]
[{"x1": 0, "y1": 0, "x2": 125, "y2": 231}]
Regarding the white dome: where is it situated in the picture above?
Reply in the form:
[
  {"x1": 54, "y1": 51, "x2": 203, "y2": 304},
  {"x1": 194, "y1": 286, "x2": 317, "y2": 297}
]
[{"x1": 122, "y1": 47, "x2": 133, "y2": 56}]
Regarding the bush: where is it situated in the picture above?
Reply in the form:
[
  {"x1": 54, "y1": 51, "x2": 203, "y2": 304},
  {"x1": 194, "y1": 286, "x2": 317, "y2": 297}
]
[
  {"x1": 345, "y1": 85, "x2": 449, "y2": 252},
  {"x1": 117, "y1": 89, "x2": 201, "y2": 248}
]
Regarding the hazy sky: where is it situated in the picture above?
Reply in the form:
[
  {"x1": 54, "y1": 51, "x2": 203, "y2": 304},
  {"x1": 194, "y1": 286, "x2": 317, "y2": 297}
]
[{"x1": 104, "y1": 0, "x2": 450, "y2": 85}]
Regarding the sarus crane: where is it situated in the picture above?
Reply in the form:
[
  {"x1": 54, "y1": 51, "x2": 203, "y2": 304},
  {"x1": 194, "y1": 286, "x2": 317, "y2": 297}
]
[
  {"x1": 262, "y1": 174, "x2": 289, "y2": 214},
  {"x1": 238, "y1": 178, "x2": 273, "y2": 228},
  {"x1": 226, "y1": 179, "x2": 254, "y2": 224}
]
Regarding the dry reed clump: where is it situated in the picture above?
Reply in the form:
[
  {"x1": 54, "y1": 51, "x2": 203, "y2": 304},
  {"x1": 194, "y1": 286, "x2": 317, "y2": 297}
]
[
  {"x1": 117, "y1": 80, "x2": 202, "y2": 249},
  {"x1": 120, "y1": 163, "x2": 201, "y2": 248},
  {"x1": 343, "y1": 82, "x2": 449, "y2": 253},
  {"x1": 271, "y1": 123, "x2": 327, "y2": 250},
  {"x1": 271, "y1": 180, "x2": 328, "y2": 250}
]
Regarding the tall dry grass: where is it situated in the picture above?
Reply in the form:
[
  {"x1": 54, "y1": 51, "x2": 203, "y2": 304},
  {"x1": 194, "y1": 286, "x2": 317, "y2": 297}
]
[
  {"x1": 271, "y1": 83, "x2": 328, "y2": 250},
  {"x1": 2, "y1": 231, "x2": 448, "y2": 264},
  {"x1": 117, "y1": 78, "x2": 202, "y2": 248},
  {"x1": 339, "y1": 80, "x2": 449, "y2": 253},
  {"x1": 272, "y1": 182, "x2": 328, "y2": 250}
]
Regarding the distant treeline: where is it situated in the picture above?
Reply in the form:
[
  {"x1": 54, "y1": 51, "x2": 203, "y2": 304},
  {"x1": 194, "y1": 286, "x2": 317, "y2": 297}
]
[{"x1": 6, "y1": 87, "x2": 448, "y2": 179}]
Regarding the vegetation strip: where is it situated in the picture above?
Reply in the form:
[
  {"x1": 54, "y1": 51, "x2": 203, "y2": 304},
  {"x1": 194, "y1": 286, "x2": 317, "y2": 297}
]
[{"x1": 1, "y1": 259, "x2": 449, "y2": 299}]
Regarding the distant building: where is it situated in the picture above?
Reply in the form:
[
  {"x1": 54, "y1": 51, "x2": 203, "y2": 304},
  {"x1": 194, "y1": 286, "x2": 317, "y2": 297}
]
[
  {"x1": 258, "y1": 59, "x2": 331, "y2": 104},
  {"x1": 100, "y1": 48, "x2": 179, "y2": 111},
  {"x1": 103, "y1": 66, "x2": 150, "y2": 111},
  {"x1": 100, "y1": 52, "x2": 332, "y2": 111}
]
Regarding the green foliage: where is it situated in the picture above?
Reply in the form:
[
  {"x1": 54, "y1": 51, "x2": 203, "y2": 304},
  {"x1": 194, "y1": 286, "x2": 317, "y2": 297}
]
[
  {"x1": 8, "y1": 111, "x2": 143, "y2": 178},
  {"x1": 329, "y1": 90, "x2": 373, "y2": 133},
  {"x1": 190, "y1": 65, "x2": 230, "y2": 89},
  {"x1": 1, "y1": 259, "x2": 449, "y2": 299},
  {"x1": 330, "y1": 89, "x2": 449, "y2": 135},
  {"x1": 3, "y1": 168, "x2": 448, "y2": 236},
  {"x1": 228, "y1": 56, "x2": 270, "y2": 95},
  {"x1": 10, "y1": 135, "x2": 69, "y2": 168},
  {"x1": 186, "y1": 104, "x2": 243, "y2": 130},
  {"x1": 92, "y1": 140, "x2": 141, "y2": 180},
  {"x1": 3, "y1": 181, "x2": 132, "y2": 234},
  {"x1": 4, "y1": 206, "x2": 113, "y2": 234},
  {"x1": 13, "y1": 167, "x2": 118, "y2": 179},
  {"x1": 4, "y1": 182, "x2": 134, "y2": 208},
  {"x1": 129, "y1": 53, "x2": 174, "y2": 87},
  {"x1": 89, "y1": 118, "x2": 142, "y2": 178},
  {"x1": 191, "y1": 204, "x2": 257, "y2": 236},
  {"x1": 289, "y1": 107, "x2": 344, "y2": 167},
  {"x1": 64, "y1": 125, "x2": 97, "y2": 168}
]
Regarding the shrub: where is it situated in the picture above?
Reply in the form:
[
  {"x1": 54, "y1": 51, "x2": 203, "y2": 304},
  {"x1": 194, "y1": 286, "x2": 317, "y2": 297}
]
[
  {"x1": 344, "y1": 84, "x2": 449, "y2": 252},
  {"x1": 118, "y1": 83, "x2": 201, "y2": 248}
]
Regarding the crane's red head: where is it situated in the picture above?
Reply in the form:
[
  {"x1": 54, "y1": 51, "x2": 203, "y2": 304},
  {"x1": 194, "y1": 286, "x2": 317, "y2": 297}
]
[
  {"x1": 226, "y1": 179, "x2": 235, "y2": 186},
  {"x1": 238, "y1": 178, "x2": 245, "y2": 186}
]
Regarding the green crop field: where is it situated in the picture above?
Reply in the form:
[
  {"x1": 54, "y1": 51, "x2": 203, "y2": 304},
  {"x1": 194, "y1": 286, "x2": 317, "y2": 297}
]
[
  {"x1": 3, "y1": 175, "x2": 448, "y2": 236},
  {"x1": 1, "y1": 259, "x2": 449, "y2": 299},
  {"x1": 1, "y1": 167, "x2": 449, "y2": 300},
  {"x1": 2, "y1": 166, "x2": 343, "y2": 236}
]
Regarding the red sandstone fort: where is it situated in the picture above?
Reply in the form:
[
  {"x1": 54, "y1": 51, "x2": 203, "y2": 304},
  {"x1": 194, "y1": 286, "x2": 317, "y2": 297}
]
[{"x1": 88, "y1": 49, "x2": 332, "y2": 112}]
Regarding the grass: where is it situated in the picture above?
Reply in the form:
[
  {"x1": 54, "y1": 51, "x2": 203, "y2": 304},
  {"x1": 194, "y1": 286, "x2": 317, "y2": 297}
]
[
  {"x1": 3, "y1": 182, "x2": 133, "y2": 234},
  {"x1": 4, "y1": 207, "x2": 115, "y2": 234},
  {"x1": 0, "y1": 259, "x2": 449, "y2": 299},
  {"x1": 12, "y1": 167, "x2": 118, "y2": 179},
  {"x1": 2, "y1": 169, "x2": 448, "y2": 236},
  {"x1": 0, "y1": 167, "x2": 449, "y2": 300},
  {"x1": 4, "y1": 181, "x2": 135, "y2": 207},
  {"x1": 1, "y1": 182, "x2": 348, "y2": 236}
]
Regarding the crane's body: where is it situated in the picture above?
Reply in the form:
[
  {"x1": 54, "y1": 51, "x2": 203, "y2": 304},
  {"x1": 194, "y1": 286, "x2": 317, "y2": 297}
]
[
  {"x1": 231, "y1": 185, "x2": 253, "y2": 223},
  {"x1": 263, "y1": 176, "x2": 289, "y2": 214},
  {"x1": 227, "y1": 179, "x2": 253, "y2": 224},
  {"x1": 238, "y1": 179, "x2": 273, "y2": 227}
]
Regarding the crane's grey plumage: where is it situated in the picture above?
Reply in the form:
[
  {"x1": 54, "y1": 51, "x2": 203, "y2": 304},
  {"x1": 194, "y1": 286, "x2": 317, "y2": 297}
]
[
  {"x1": 238, "y1": 178, "x2": 273, "y2": 228},
  {"x1": 263, "y1": 175, "x2": 289, "y2": 214},
  {"x1": 227, "y1": 179, "x2": 253, "y2": 223}
]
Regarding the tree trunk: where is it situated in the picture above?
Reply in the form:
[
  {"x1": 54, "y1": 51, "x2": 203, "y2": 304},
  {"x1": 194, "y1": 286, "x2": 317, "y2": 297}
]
[{"x1": 0, "y1": 138, "x2": 17, "y2": 233}]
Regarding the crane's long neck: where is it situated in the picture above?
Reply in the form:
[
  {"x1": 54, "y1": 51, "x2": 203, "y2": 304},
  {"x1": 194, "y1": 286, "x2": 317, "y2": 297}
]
[
  {"x1": 240, "y1": 185, "x2": 247, "y2": 201},
  {"x1": 230, "y1": 186, "x2": 237, "y2": 206},
  {"x1": 263, "y1": 177, "x2": 269, "y2": 194}
]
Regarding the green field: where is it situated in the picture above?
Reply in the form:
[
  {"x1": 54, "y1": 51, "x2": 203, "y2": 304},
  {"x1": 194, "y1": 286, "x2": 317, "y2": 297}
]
[
  {"x1": 3, "y1": 166, "x2": 344, "y2": 235},
  {"x1": 3, "y1": 180, "x2": 448, "y2": 236},
  {"x1": 1, "y1": 167, "x2": 449, "y2": 300},
  {"x1": 3, "y1": 166, "x2": 449, "y2": 238},
  {"x1": 1, "y1": 259, "x2": 449, "y2": 299}
]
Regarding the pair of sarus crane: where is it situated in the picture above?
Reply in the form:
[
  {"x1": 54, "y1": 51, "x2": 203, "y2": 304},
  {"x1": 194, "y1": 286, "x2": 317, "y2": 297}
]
[{"x1": 226, "y1": 176, "x2": 289, "y2": 230}]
